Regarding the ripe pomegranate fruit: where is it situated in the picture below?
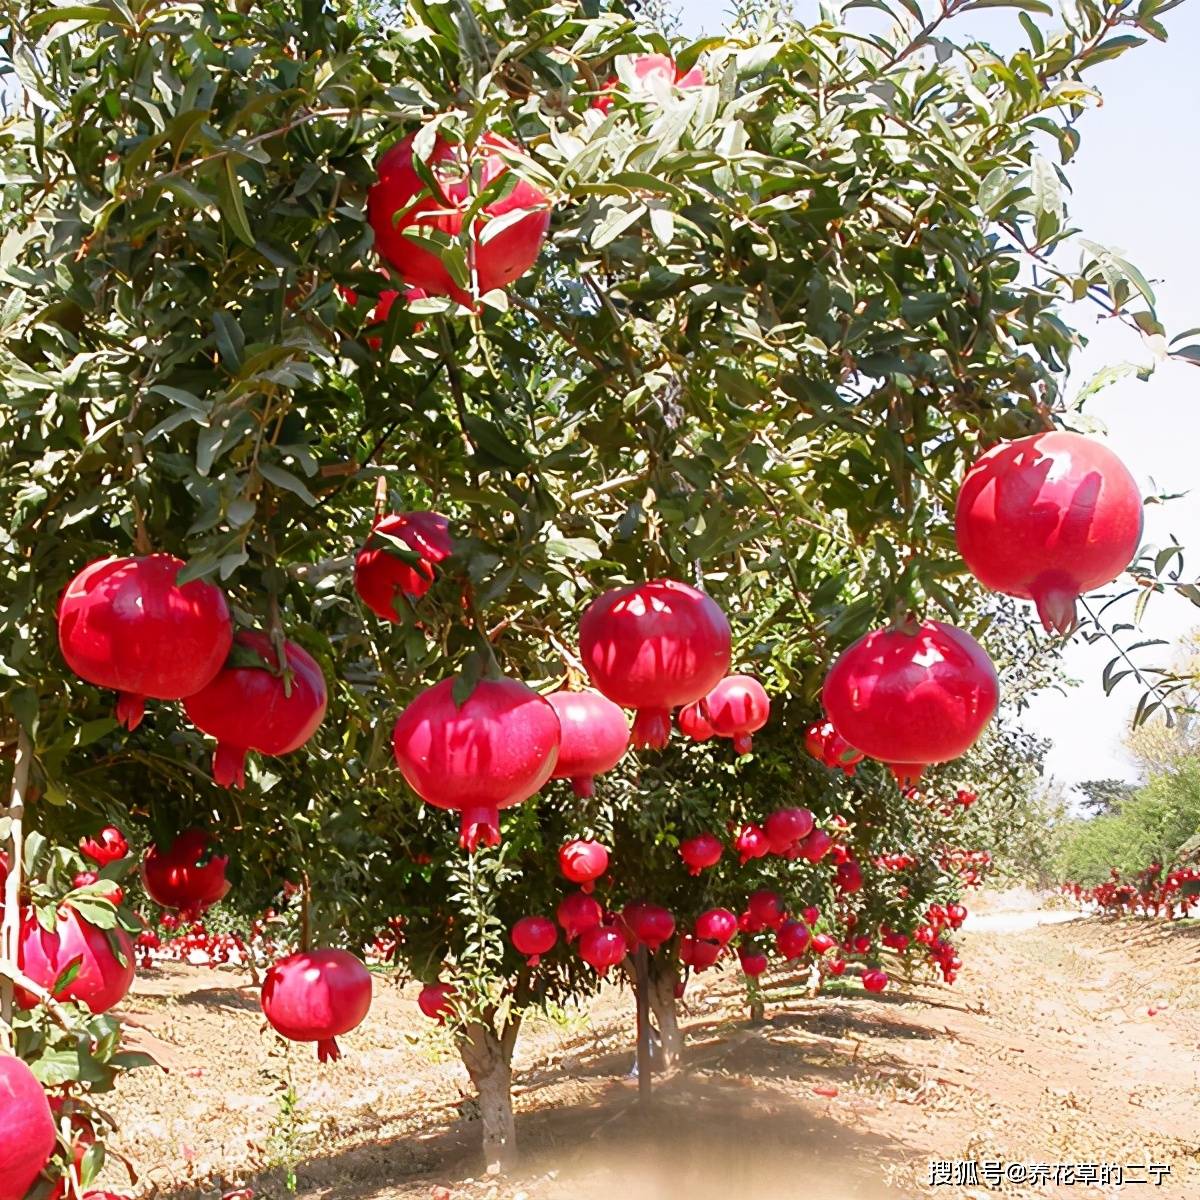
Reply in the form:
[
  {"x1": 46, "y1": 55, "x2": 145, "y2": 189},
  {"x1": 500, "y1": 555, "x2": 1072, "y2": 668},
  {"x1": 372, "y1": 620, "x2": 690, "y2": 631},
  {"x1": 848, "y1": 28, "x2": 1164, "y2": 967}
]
[
  {"x1": 738, "y1": 948, "x2": 768, "y2": 977},
  {"x1": 184, "y1": 631, "x2": 327, "y2": 788},
  {"x1": 862, "y1": 969, "x2": 889, "y2": 994},
  {"x1": 835, "y1": 859, "x2": 863, "y2": 894},
  {"x1": 354, "y1": 512, "x2": 452, "y2": 619},
  {"x1": 747, "y1": 890, "x2": 786, "y2": 931},
  {"x1": 677, "y1": 701, "x2": 715, "y2": 742},
  {"x1": 579, "y1": 579, "x2": 731, "y2": 749},
  {"x1": 511, "y1": 916, "x2": 558, "y2": 967},
  {"x1": 592, "y1": 54, "x2": 705, "y2": 112},
  {"x1": 18, "y1": 906, "x2": 135, "y2": 1014},
  {"x1": 418, "y1": 981, "x2": 456, "y2": 1023},
  {"x1": 764, "y1": 807, "x2": 815, "y2": 855},
  {"x1": 704, "y1": 674, "x2": 770, "y2": 754},
  {"x1": 804, "y1": 718, "x2": 864, "y2": 775},
  {"x1": 392, "y1": 675, "x2": 560, "y2": 850},
  {"x1": 694, "y1": 908, "x2": 737, "y2": 946},
  {"x1": 955, "y1": 431, "x2": 1143, "y2": 633},
  {"x1": 776, "y1": 920, "x2": 811, "y2": 960},
  {"x1": 261, "y1": 949, "x2": 372, "y2": 1062},
  {"x1": 558, "y1": 839, "x2": 609, "y2": 893},
  {"x1": 679, "y1": 934, "x2": 722, "y2": 971},
  {"x1": 367, "y1": 130, "x2": 551, "y2": 305},
  {"x1": 57, "y1": 555, "x2": 233, "y2": 729},
  {"x1": 801, "y1": 906, "x2": 820, "y2": 926},
  {"x1": 0, "y1": 1053, "x2": 56, "y2": 1200},
  {"x1": 578, "y1": 925, "x2": 627, "y2": 975},
  {"x1": 142, "y1": 830, "x2": 230, "y2": 915},
  {"x1": 557, "y1": 891, "x2": 603, "y2": 941},
  {"x1": 679, "y1": 832, "x2": 723, "y2": 875},
  {"x1": 621, "y1": 903, "x2": 675, "y2": 952},
  {"x1": 822, "y1": 619, "x2": 999, "y2": 785},
  {"x1": 810, "y1": 933, "x2": 837, "y2": 955},
  {"x1": 734, "y1": 823, "x2": 769, "y2": 864},
  {"x1": 797, "y1": 828, "x2": 833, "y2": 863},
  {"x1": 79, "y1": 825, "x2": 128, "y2": 866},
  {"x1": 546, "y1": 691, "x2": 629, "y2": 797},
  {"x1": 338, "y1": 280, "x2": 427, "y2": 349},
  {"x1": 827, "y1": 958, "x2": 847, "y2": 976}
]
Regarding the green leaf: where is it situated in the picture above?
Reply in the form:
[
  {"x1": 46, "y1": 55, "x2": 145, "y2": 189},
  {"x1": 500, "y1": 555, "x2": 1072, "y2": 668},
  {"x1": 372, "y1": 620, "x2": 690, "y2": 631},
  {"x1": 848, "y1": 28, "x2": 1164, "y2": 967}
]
[
  {"x1": 258, "y1": 462, "x2": 318, "y2": 506},
  {"x1": 218, "y1": 157, "x2": 255, "y2": 248}
]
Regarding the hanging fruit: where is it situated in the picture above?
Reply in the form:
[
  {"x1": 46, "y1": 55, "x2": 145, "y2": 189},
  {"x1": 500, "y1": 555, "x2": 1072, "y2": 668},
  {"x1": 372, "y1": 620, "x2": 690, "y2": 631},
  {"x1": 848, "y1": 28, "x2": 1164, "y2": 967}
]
[
  {"x1": 392, "y1": 675, "x2": 560, "y2": 851},
  {"x1": 558, "y1": 839, "x2": 610, "y2": 893},
  {"x1": 57, "y1": 555, "x2": 233, "y2": 730},
  {"x1": 776, "y1": 920, "x2": 811, "y2": 960},
  {"x1": 592, "y1": 53, "x2": 706, "y2": 112},
  {"x1": 734, "y1": 823, "x2": 770, "y2": 865},
  {"x1": 510, "y1": 916, "x2": 558, "y2": 967},
  {"x1": 804, "y1": 718, "x2": 864, "y2": 776},
  {"x1": 546, "y1": 691, "x2": 630, "y2": 797},
  {"x1": 676, "y1": 700, "x2": 715, "y2": 742},
  {"x1": 18, "y1": 907, "x2": 135, "y2": 1015},
  {"x1": 184, "y1": 632, "x2": 327, "y2": 788},
  {"x1": 703, "y1": 674, "x2": 770, "y2": 755},
  {"x1": 678, "y1": 832, "x2": 723, "y2": 876},
  {"x1": 141, "y1": 830, "x2": 231, "y2": 916},
  {"x1": 261, "y1": 949, "x2": 373, "y2": 1063},
  {"x1": 578, "y1": 925, "x2": 628, "y2": 976},
  {"x1": 738, "y1": 948, "x2": 768, "y2": 977},
  {"x1": 693, "y1": 908, "x2": 737, "y2": 946},
  {"x1": 79, "y1": 825, "x2": 128, "y2": 866},
  {"x1": 367, "y1": 130, "x2": 551, "y2": 306},
  {"x1": 620, "y1": 903, "x2": 675, "y2": 952},
  {"x1": 354, "y1": 512, "x2": 453, "y2": 621},
  {"x1": 955, "y1": 431, "x2": 1143, "y2": 634},
  {"x1": 579, "y1": 579, "x2": 731, "y2": 750},
  {"x1": 556, "y1": 891, "x2": 604, "y2": 942},
  {"x1": 418, "y1": 981, "x2": 456, "y2": 1023},
  {"x1": 764, "y1": 807, "x2": 815, "y2": 855},
  {"x1": 822, "y1": 619, "x2": 999, "y2": 785},
  {"x1": 0, "y1": 1053, "x2": 56, "y2": 1200}
]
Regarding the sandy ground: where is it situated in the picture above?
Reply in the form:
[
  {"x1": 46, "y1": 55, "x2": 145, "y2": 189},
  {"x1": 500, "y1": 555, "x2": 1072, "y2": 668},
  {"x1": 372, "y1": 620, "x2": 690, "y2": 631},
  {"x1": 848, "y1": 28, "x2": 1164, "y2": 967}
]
[{"x1": 94, "y1": 902, "x2": 1200, "y2": 1200}]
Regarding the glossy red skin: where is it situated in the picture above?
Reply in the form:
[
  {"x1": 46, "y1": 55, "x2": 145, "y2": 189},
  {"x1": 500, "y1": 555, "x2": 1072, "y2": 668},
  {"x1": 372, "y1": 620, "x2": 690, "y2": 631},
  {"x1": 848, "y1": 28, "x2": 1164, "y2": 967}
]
[
  {"x1": 367, "y1": 131, "x2": 550, "y2": 305},
  {"x1": 592, "y1": 54, "x2": 705, "y2": 112},
  {"x1": 185, "y1": 632, "x2": 327, "y2": 788},
  {"x1": 510, "y1": 915, "x2": 558, "y2": 966},
  {"x1": 764, "y1": 807, "x2": 815, "y2": 855},
  {"x1": 557, "y1": 838, "x2": 610, "y2": 892},
  {"x1": 578, "y1": 926, "x2": 627, "y2": 975},
  {"x1": 676, "y1": 701, "x2": 715, "y2": 742},
  {"x1": 810, "y1": 933, "x2": 837, "y2": 956},
  {"x1": 418, "y1": 981, "x2": 456, "y2": 1023},
  {"x1": 797, "y1": 828, "x2": 833, "y2": 863},
  {"x1": 822, "y1": 620, "x2": 999, "y2": 782},
  {"x1": 392, "y1": 676, "x2": 560, "y2": 851},
  {"x1": 804, "y1": 718, "x2": 864, "y2": 775},
  {"x1": 827, "y1": 958, "x2": 847, "y2": 977},
  {"x1": 79, "y1": 825, "x2": 128, "y2": 866},
  {"x1": 776, "y1": 920, "x2": 811, "y2": 960},
  {"x1": 547, "y1": 691, "x2": 629, "y2": 797},
  {"x1": 556, "y1": 891, "x2": 603, "y2": 941},
  {"x1": 620, "y1": 903, "x2": 675, "y2": 952},
  {"x1": 679, "y1": 934, "x2": 721, "y2": 971},
  {"x1": 694, "y1": 908, "x2": 737, "y2": 946},
  {"x1": 801, "y1": 906, "x2": 820, "y2": 926},
  {"x1": 862, "y1": 969, "x2": 889, "y2": 994},
  {"x1": 835, "y1": 859, "x2": 864, "y2": 894},
  {"x1": 704, "y1": 674, "x2": 770, "y2": 754},
  {"x1": 354, "y1": 511, "x2": 452, "y2": 620},
  {"x1": 262, "y1": 949, "x2": 372, "y2": 1063},
  {"x1": 679, "y1": 832, "x2": 723, "y2": 875},
  {"x1": 18, "y1": 907, "x2": 134, "y2": 1015},
  {"x1": 57, "y1": 555, "x2": 232, "y2": 730},
  {"x1": 747, "y1": 890, "x2": 786, "y2": 930},
  {"x1": 142, "y1": 830, "x2": 231, "y2": 914},
  {"x1": 955, "y1": 431, "x2": 1143, "y2": 633},
  {"x1": 0, "y1": 1053, "x2": 56, "y2": 1200},
  {"x1": 734, "y1": 823, "x2": 770, "y2": 865},
  {"x1": 579, "y1": 580, "x2": 731, "y2": 749},
  {"x1": 738, "y1": 949, "x2": 768, "y2": 977}
]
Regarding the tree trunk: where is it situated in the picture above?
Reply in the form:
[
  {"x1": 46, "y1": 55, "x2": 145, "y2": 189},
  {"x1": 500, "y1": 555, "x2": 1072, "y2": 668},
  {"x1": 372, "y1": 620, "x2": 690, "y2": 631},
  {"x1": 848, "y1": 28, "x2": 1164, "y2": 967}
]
[
  {"x1": 458, "y1": 1020, "x2": 517, "y2": 1174},
  {"x1": 646, "y1": 958, "x2": 684, "y2": 1071}
]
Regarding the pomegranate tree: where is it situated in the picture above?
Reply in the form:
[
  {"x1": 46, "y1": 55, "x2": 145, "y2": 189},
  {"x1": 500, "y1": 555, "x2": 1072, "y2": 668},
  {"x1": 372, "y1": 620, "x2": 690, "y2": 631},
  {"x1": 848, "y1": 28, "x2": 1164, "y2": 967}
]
[
  {"x1": 955, "y1": 430, "x2": 1143, "y2": 633},
  {"x1": 57, "y1": 555, "x2": 232, "y2": 729},
  {"x1": 546, "y1": 691, "x2": 629, "y2": 797},
  {"x1": 354, "y1": 512, "x2": 453, "y2": 619},
  {"x1": 261, "y1": 949, "x2": 373, "y2": 1062}
]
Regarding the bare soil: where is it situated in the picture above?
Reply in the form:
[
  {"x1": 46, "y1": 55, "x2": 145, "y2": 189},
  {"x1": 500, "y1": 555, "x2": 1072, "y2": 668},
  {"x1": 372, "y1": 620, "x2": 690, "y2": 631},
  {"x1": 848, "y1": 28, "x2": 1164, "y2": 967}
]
[{"x1": 96, "y1": 907, "x2": 1200, "y2": 1200}]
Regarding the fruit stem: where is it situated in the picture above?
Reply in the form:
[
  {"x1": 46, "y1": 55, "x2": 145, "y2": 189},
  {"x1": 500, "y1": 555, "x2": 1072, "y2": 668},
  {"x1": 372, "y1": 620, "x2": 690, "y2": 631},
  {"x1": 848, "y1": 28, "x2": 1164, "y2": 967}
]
[
  {"x1": 630, "y1": 709, "x2": 671, "y2": 751},
  {"x1": 115, "y1": 692, "x2": 145, "y2": 731}
]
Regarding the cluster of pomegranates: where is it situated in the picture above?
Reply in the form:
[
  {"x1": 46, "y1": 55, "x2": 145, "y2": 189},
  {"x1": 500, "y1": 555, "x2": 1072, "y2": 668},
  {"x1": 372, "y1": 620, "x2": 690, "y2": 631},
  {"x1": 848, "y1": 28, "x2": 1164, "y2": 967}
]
[{"x1": 1063, "y1": 863, "x2": 1200, "y2": 918}]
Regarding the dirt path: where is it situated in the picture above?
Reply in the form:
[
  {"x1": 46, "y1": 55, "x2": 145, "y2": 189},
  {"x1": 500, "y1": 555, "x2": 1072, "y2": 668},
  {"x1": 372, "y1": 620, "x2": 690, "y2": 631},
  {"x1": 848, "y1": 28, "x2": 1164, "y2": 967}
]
[{"x1": 96, "y1": 911, "x2": 1200, "y2": 1200}]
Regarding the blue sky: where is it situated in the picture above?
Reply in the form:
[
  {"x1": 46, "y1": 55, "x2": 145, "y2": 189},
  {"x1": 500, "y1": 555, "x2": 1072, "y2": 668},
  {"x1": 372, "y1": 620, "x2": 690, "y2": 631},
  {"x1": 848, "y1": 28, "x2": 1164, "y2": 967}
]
[{"x1": 674, "y1": 0, "x2": 1200, "y2": 789}]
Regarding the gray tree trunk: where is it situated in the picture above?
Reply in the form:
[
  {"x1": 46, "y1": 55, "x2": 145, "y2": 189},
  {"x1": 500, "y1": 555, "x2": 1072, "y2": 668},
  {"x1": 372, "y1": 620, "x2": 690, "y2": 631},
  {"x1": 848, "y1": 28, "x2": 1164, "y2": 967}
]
[
  {"x1": 646, "y1": 958, "x2": 684, "y2": 1071},
  {"x1": 459, "y1": 1020, "x2": 517, "y2": 1173}
]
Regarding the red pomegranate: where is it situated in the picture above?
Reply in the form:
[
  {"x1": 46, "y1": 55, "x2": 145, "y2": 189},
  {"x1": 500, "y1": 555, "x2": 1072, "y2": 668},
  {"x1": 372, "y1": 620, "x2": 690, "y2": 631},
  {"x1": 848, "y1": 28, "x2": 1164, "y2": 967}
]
[
  {"x1": 621, "y1": 903, "x2": 675, "y2": 952},
  {"x1": 850, "y1": 935, "x2": 872, "y2": 955},
  {"x1": 142, "y1": 830, "x2": 231, "y2": 915},
  {"x1": 955, "y1": 431, "x2": 1143, "y2": 633},
  {"x1": 0, "y1": 1053, "x2": 56, "y2": 1200},
  {"x1": 810, "y1": 933, "x2": 837, "y2": 956},
  {"x1": 393, "y1": 675, "x2": 559, "y2": 850},
  {"x1": 694, "y1": 908, "x2": 737, "y2": 946},
  {"x1": 418, "y1": 981, "x2": 456, "y2": 1023},
  {"x1": 57, "y1": 555, "x2": 232, "y2": 729},
  {"x1": 704, "y1": 675, "x2": 770, "y2": 755},
  {"x1": 261, "y1": 949, "x2": 372, "y2": 1063},
  {"x1": 679, "y1": 832, "x2": 723, "y2": 876},
  {"x1": 677, "y1": 700, "x2": 715, "y2": 742},
  {"x1": 79, "y1": 825, "x2": 128, "y2": 866},
  {"x1": 835, "y1": 859, "x2": 864, "y2": 894},
  {"x1": 804, "y1": 719, "x2": 864, "y2": 776},
  {"x1": 862, "y1": 969, "x2": 889, "y2": 994},
  {"x1": 827, "y1": 958, "x2": 847, "y2": 977},
  {"x1": 546, "y1": 691, "x2": 629, "y2": 797},
  {"x1": 734, "y1": 823, "x2": 770, "y2": 865},
  {"x1": 802, "y1": 906, "x2": 821, "y2": 926},
  {"x1": 738, "y1": 948, "x2": 768, "y2": 977},
  {"x1": 747, "y1": 890, "x2": 786, "y2": 931},
  {"x1": 558, "y1": 839, "x2": 610, "y2": 893},
  {"x1": 764, "y1": 807, "x2": 814, "y2": 855},
  {"x1": 338, "y1": 280, "x2": 428, "y2": 349},
  {"x1": 822, "y1": 619, "x2": 999, "y2": 785},
  {"x1": 797, "y1": 828, "x2": 833, "y2": 863},
  {"x1": 578, "y1": 925, "x2": 627, "y2": 976},
  {"x1": 511, "y1": 916, "x2": 558, "y2": 967},
  {"x1": 184, "y1": 631, "x2": 327, "y2": 788},
  {"x1": 593, "y1": 54, "x2": 705, "y2": 112},
  {"x1": 556, "y1": 891, "x2": 603, "y2": 942},
  {"x1": 776, "y1": 920, "x2": 811, "y2": 960},
  {"x1": 579, "y1": 580, "x2": 731, "y2": 749},
  {"x1": 354, "y1": 512, "x2": 453, "y2": 620},
  {"x1": 679, "y1": 934, "x2": 721, "y2": 971},
  {"x1": 18, "y1": 906, "x2": 134, "y2": 1014},
  {"x1": 367, "y1": 130, "x2": 551, "y2": 306}
]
